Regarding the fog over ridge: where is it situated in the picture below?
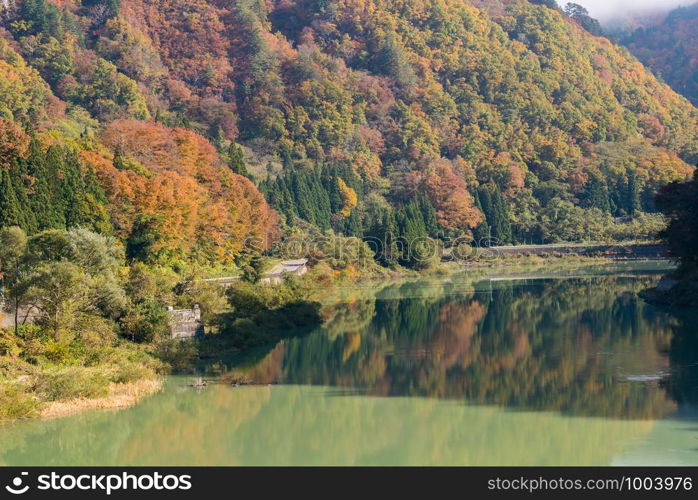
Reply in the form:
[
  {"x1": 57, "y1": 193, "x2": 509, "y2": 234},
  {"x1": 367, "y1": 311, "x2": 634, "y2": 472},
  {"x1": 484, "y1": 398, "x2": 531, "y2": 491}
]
[{"x1": 564, "y1": 0, "x2": 693, "y2": 21}]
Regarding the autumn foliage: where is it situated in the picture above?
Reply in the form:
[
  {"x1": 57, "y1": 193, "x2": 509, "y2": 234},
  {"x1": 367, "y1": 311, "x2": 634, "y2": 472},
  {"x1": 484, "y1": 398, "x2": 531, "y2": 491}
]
[
  {"x1": 0, "y1": 0, "x2": 697, "y2": 248},
  {"x1": 86, "y1": 120, "x2": 277, "y2": 262}
]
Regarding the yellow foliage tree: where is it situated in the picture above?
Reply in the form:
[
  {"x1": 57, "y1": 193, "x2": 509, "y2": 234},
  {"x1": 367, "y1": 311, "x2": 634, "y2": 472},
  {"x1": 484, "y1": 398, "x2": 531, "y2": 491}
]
[{"x1": 338, "y1": 178, "x2": 358, "y2": 217}]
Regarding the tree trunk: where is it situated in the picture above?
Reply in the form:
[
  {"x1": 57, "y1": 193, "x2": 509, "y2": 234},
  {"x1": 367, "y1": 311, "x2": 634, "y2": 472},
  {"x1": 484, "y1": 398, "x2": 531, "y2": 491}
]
[{"x1": 14, "y1": 296, "x2": 18, "y2": 336}]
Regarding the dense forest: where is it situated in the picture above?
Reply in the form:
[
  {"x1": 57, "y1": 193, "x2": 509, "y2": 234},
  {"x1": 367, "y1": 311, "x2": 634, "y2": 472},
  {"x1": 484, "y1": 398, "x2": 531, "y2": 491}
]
[
  {"x1": 0, "y1": 0, "x2": 695, "y2": 257},
  {"x1": 613, "y1": 3, "x2": 698, "y2": 107}
]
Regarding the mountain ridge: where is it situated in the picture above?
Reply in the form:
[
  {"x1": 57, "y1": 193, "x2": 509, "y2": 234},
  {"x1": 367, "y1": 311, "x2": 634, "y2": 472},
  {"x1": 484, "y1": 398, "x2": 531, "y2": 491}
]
[{"x1": 611, "y1": 2, "x2": 698, "y2": 107}]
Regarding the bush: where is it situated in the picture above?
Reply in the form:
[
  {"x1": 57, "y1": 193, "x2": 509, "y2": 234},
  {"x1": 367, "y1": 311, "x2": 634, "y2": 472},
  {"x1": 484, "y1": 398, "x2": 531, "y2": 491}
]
[
  {"x1": 0, "y1": 383, "x2": 41, "y2": 419},
  {"x1": 175, "y1": 280, "x2": 227, "y2": 327},
  {"x1": 119, "y1": 299, "x2": 170, "y2": 343},
  {"x1": 224, "y1": 283, "x2": 267, "y2": 317},
  {"x1": 41, "y1": 340, "x2": 73, "y2": 364},
  {"x1": 0, "y1": 356, "x2": 37, "y2": 379},
  {"x1": 109, "y1": 362, "x2": 154, "y2": 384},
  {"x1": 74, "y1": 315, "x2": 118, "y2": 349},
  {"x1": 33, "y1": 368, "x2": 110, "y2": 401},
  {"x1": 0, "y1": 333, "x2": 22, "y2": 358}
]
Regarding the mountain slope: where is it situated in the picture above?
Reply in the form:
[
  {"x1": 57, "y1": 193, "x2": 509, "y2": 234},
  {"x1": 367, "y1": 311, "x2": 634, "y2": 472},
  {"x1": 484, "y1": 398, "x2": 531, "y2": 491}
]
[
  {"x1": 0, "y1": 15, "x2": 276, "y2": 263},
  {"x1": 1, "y1": 0, "x2": 697, "y2": 249},
  {"x1": 614, "y1": 3, "x2": 698, "y2": 107}
]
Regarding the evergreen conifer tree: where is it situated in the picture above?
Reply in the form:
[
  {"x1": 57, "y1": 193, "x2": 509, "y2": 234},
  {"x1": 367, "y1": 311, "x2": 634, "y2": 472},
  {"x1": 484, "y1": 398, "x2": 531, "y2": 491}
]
[
  {"x1": 627, "y1": 169, "x2": 641, "y2": 215},
  {"x1": 478, "y1": 185, "x2": 511, "y2": 245},
  {"x1": 0, "y1": 167, "x2": 24, "y2": 228},
  {"x1": 61, "y1": 149, "x2": 86, "y2": 228},
  {"x1": 396, "y1": 200, "x2": 432, "y2": 268},
  {"x1": 45, "y1": 145, "x2": 67, "y2": 229},
  {"x1": 418, "y1": 195, "x2": 439, "y2": 237},
  {"x1": 472, "y1": 190, "x2": 490, "y2": 246},
  {"x1": 583, "y1": 175, "x2": 611, "y2": 213},
  {"x1": 366, "y1": 207, "x2": 399, "y2": 267},
  {"x1": 9, "y1": 159, "x2": 36, "y2": 233},
  {"x1": 228, "y1": 143, "x2": 251, "y2": 178},
  {"x1": 27, "y1": 138, "x2": 58, "y2": 230}
]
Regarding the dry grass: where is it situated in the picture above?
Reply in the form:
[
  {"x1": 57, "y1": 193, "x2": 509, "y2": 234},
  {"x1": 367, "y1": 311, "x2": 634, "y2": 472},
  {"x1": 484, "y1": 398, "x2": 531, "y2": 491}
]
[{"x1": 40, "y1": 378, "x2": 163, "y2": 419}]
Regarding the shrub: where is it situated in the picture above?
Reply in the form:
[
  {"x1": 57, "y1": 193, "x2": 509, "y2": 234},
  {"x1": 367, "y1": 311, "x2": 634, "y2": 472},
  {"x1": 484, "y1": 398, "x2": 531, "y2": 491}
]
[
  {"x1": 119, "y1": 299, "x2": 170, "y2": 343},
  {"x1": 33, "y1": 368, "x2": 110, "y2": 401},
  {"x1": 0, "y1": 383, "x2": 41, "y2": 419},
  {"x1": 109, "y1": 362, "x2": 154, "y2": 384}
]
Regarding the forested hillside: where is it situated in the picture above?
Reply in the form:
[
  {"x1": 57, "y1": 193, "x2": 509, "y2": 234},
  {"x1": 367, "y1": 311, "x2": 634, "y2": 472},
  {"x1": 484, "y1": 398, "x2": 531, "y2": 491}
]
[
  {"x1": 0, "y1": 0, "x2": 697, "y2": 256},
  {"x1": 614, "y1": 3, "x2": 698, "y2": 108},
  {"x1": 0, "y1": 2, "x2": 277, "y2": 265}
]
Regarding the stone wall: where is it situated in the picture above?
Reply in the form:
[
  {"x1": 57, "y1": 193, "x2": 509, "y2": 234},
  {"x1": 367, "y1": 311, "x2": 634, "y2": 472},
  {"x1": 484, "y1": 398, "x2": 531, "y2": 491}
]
[{"x1": 168, "y1": 305, "x2": 204, "y2": 339}]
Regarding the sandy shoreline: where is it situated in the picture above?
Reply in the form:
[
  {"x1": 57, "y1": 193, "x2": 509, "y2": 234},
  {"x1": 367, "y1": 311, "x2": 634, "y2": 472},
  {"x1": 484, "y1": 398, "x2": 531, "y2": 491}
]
[{"x1": 40, "y1": 378, "x2": 164, "y2": 419}]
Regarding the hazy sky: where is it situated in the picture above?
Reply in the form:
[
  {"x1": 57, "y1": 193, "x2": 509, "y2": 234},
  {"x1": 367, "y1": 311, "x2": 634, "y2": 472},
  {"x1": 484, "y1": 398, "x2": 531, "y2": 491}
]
[{"x1": 571, "y1": 0, "x2": 692, "y2": 20}]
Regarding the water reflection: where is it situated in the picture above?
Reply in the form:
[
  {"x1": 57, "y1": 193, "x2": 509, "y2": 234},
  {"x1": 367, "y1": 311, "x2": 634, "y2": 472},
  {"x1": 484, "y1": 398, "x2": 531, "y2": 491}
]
[
  {"x1": 0, "y1": 382, "x2": 666, "y2": 466},
  {"x1": 226, "y1": 273, "x2": 683, "y2": 420},
  {"x1": 2, "y1": 265, "x2": 698, "y2": 466}
]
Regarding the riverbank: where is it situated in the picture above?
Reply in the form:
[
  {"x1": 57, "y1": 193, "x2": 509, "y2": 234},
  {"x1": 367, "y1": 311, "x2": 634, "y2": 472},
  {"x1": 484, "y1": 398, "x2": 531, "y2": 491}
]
[
  {"x1": 444, "y1": 241, "x2": 667, "y2": 261},
  {"x1": 0, "y1": 337, "x2": 167, "y2": 421},
  {"x1": 40, "y1": 378, "x2": 163, "y2": 419},
  {"x1": 190, "y1": 255, "x2": 674, "y2": 378},
  {"x1": 0, "y1": 262, "x2": 692, "y2": 466}
]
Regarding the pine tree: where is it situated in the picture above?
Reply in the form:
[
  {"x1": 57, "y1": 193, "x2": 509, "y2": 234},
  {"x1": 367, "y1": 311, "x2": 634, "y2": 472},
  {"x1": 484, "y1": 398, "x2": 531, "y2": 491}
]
[
  {"x1": 367, "y1": 209, "x2": 399, "y2": 267},
  {"x1": 310, "y1": 168, "x2": 331, "y2": 227},
  {"x1": 583, "y1": 176, "x2": 611, "y2": 213},
  {"x1": 126, "y1": 214, "x2": 164, "y2": 263},
  {"x1": 19, "y1": 0, "x2": 65, "y2": 38},
  {"x1": 278, "y1": 176, "x2": 298, "y2": 222},
  {"x1": 9, "y1": 159, "x2": 36, "y2": 233},
  {"x1": 627, "y1": 169, "x2": 641, "y2": 215},
  {"x1": 478, "y1": 185, "x2": 511, "y2": 245},
  {"x1": 61, "y1": 149, "x2": 86, "y2": 228},
  {"x1": 344, "y1": 209, "x2": 363, "y2": 237},
  {"x1": 45, "y1": 145, "x2": 67, "y2": 229},
  {"x1": 490, "y1": 186, "x2": 512, "y2": 245},
  {"x1": 26, "y1": 138, "x2": 58, "y2": 230},
  {"x1": 291, "y1": 169, "x2": 318, "y2": 226},
  {"x1": 418, "y1": 195, "x2": 439, "y2": 237},
  {"x1": 227, "y1": 143, "x2": 250, "y2": 178},
  {"x1": 0, "y1": 168, "x2": 24, "y2": 228},
  {"x1": 322, "y1": 165, "x2": 343, "y2": 214},
  {"x1": 472, "y1": 190, "x2": 490, "y2": 246},
  {"x1": 396, "y1": 200, "x2": 431, "y2": 268}
]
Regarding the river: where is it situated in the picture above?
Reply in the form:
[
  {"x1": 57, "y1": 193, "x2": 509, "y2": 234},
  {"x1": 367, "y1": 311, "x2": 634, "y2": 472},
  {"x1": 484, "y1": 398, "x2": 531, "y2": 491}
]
[{"x1": 1, "y1": 261, "x2": 697, "y2": 466}]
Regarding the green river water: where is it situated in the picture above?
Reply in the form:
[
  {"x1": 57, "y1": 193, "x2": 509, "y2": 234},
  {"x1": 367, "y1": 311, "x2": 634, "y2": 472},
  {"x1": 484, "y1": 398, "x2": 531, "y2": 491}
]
[{"x1": 2, "y1": 261, "x2": 698, "y2": 466}]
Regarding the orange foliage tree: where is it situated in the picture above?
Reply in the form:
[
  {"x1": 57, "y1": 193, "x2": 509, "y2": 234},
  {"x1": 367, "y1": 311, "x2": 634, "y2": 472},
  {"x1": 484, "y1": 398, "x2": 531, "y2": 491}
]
[
  {"x1": 423, "y1": 160, "x2": 483, "y2": 231},
  {"x1": 85, "y1": 120, "x2": 277, "y2": 262}
]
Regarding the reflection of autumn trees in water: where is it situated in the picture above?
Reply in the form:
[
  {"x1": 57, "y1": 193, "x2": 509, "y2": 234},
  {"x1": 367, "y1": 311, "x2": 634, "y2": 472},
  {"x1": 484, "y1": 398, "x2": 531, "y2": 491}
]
[
  {"x1": 5, "y1": 274, "x2": 698, "y2": 466},
  {"x1": 235, "y1": 275, "x2": 684, "y2": 419}
]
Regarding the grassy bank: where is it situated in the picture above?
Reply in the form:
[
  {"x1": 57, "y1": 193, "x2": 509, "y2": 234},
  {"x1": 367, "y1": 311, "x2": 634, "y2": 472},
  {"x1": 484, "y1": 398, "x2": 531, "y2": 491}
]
[
  {"x1": 0, "y1": 329, "x2": 167, "y2": 421},
  {"x1": 40, "y1": 378, "x2": 163, "y2": 419}
]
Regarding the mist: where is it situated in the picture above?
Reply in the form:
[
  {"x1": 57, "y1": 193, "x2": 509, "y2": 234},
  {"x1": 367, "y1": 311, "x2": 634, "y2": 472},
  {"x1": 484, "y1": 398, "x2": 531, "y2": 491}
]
[{"x1": 568, "y1": 0, "x2": 693, "y2": 21}]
